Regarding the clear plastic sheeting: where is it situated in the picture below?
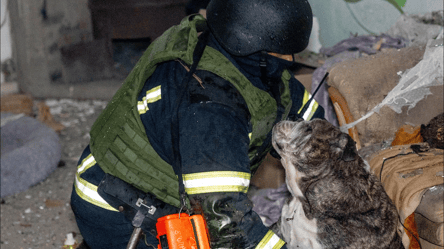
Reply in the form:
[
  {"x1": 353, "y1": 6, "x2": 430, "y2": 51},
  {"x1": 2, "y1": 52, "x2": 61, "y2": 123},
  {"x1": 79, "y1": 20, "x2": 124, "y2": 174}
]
[{"x1": 341, "y1": 33, "x2": 444, "y2": 133}]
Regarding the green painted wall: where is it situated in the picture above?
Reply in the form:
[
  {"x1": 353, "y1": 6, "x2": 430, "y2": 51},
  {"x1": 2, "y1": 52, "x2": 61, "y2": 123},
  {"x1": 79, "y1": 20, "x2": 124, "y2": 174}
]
[{"x1": 309, "y1": 0, "x2": 443, "y2": 48}]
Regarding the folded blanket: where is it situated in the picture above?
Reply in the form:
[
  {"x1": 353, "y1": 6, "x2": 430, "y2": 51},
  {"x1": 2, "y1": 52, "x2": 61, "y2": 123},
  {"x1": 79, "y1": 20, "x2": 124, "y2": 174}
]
[{"x1": 368, "y1": 143, "x2": 444, "y2": 248}]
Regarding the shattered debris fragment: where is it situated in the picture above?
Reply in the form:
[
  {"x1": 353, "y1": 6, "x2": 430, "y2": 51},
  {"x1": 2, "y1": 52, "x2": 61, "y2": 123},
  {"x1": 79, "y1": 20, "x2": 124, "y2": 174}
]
[{"x1": 62, "y1": 232, "x2": 78, "y2": 249}]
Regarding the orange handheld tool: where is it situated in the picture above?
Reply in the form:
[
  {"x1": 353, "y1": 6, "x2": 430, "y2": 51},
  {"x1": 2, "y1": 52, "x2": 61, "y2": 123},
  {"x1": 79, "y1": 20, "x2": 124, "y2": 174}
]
[{"x1": 156, "y1": 213, "x2": 210, "y2": 249}]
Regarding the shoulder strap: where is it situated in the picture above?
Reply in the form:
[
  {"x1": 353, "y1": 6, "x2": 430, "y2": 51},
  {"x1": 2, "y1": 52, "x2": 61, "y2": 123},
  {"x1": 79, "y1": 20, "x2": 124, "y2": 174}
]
[
  {"x1": 171, "y1": 30, "x2": 210, "y2": 210},
  {"x1": 250, "y1": 52, "x2": 286, "y2": 166}
]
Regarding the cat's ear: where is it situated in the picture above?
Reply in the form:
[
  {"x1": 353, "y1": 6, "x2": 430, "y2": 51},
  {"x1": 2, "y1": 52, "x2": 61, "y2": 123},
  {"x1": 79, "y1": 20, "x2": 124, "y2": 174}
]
[
  {"x1": 331, "y1": 133, "x2": 358, "y2": 162},
  {"x1": 341, "y1": 134, "x2": 358, "y2": 162},
  {"x1": 272, "y1": 122, "x2": 292, "y2": 156}
]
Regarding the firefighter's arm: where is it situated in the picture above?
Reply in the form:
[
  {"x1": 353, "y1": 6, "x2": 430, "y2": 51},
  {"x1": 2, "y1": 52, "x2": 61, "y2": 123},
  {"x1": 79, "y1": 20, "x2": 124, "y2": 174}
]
[
  {"x1": 178, "y1": 103, "x2": 287, "y2": 248},
  {"x1": 187, "y1": 191, "x2": 287, "y2": 249}
]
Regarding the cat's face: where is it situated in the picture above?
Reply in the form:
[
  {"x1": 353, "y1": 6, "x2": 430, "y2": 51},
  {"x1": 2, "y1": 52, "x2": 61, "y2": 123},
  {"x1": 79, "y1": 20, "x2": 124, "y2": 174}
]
[{"x1": 272, "y1": 119, "x2": 358, "y2": 185}]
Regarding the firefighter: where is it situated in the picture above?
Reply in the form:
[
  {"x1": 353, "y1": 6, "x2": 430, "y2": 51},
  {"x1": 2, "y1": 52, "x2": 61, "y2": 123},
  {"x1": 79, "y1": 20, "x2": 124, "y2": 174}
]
[{"x1": 70, "y1": 0, "x2": 324, "y2": 248}]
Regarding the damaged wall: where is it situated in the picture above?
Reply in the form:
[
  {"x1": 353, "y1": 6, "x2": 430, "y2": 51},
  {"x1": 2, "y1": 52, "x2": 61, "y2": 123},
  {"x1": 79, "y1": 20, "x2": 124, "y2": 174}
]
[
  {"x1": 1, "y1": 0, "x2": 12, "y2": 84},
  {"x1": 310, "y1": 0, "x2": 443, "y2": 48},
  {"x1": 8, "y1": 0, "x2": 188, "y2": 100},
  {"x1": 7, "y1": 0, "x2": 113, "y2": 99},
  {"x1": 9, "y1": 0, "x2": 442, "y2": 100}
]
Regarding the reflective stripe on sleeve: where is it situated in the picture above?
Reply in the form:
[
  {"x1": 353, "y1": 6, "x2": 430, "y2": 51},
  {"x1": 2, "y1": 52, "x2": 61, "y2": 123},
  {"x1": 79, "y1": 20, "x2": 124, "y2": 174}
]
[
  {"x1": 298, "y1": 90, "x2": 319, "y2": 121},
  {"x1": 183, "y1": 171, "x2": 251, "y2": 195},
  {"x1": 255, "y1": 230, "x2": 286, "y2": 249},
  {"x1": 138, "y1": 85, "x2": 162, "y2": 114},
  {"x1": 74, "y1": 154, "x2": 117, "y2": 212},
  {"x1": 74, "y1": 174, "x2": 118, "y2": 211},
  {"x1": 77, "y1": 154, "x2": 96, "y2": 175}
]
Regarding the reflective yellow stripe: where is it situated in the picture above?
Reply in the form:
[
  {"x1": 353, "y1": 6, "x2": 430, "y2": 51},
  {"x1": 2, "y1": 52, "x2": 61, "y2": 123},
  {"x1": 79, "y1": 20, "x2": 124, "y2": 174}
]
[
  {"x1": 138, "y1": 85, "x2": 161, "y2": 114},
  {"x1": 75, "y1": 154, "x2": 117, "y2": 211},
  {"x1": 183, "y1": 171, "x2": 251, "y2": 195},
  {"x1": 137, "y1": 102, "x2": 147, "y2": 114},
  {"x1": 185, "y1": 185, "x2": 249, "y2": 194},
  {"x1": 303, "y1": 99, "x2": 318, "y2": 120},
  {"x1": 248, "y1": 132, "x2": 252, "y2": 140},
  {"x1": 255, "y1": 230, "x2": 286, "y2": 249},
  {"x1": 298, "y1": 90, "x2": 310, "y2": 112},
  {"x1": 74, "y1": 174, "x2": 118, "y2": 211},
  {"x1": 77, "y1": 154, "x2": 96, "y2": 175},
  {"x1": 298, "y1": 90, "x2": 319, "y2": 120}
]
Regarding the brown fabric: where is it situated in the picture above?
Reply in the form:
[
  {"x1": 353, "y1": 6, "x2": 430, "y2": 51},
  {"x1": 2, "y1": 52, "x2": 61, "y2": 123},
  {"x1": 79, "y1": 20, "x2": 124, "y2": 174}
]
[
  {"x1": 37, "y1": 102, "x2": 65, "y2": 132},
  {"x1": 0, "y1": 94, "x2": 34, "y2": 116},
  {"x1": 328, "y1": 46, "x2": 444, "y2": 146},
  {"x1": 391, "y1": 125, "x2": 423, "y2": 146},
  {"x1": 250, "y1": 153, "x2": 285, "y2": 189},
  {"x1": 404, "y1": 213, "x2": 421, "y2": 249},
  {"x1": 368, "y1": 143, "x2": 444, "y2": 248},
  {"x1": 294, "y1": 74, "x2": 313, "y2": 92}
]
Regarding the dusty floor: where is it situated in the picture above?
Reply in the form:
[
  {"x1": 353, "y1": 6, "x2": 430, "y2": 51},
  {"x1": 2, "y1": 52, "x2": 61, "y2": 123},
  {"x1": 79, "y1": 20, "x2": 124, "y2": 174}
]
[{"x1": 1, "y1": 98, "x2": 108, "y2": 249}]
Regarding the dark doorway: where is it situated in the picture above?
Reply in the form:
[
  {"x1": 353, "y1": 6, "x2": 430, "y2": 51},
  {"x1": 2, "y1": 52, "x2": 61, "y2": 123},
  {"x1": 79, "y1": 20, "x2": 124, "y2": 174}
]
[{"x1": 60, "y1": 0, "x2": 188, "y2": 83}]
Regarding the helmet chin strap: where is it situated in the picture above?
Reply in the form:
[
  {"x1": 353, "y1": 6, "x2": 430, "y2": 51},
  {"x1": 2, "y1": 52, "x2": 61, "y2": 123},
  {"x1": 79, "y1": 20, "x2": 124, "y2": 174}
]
[
  {"x1": 251, "y1": 51, "x2": 286, "y2": 165},
  {"x1": 260, "y1": 51, "x2": 268, "y2": 86},
  {"x1": 259, "y1": 51, "x2": 283, "y2": 100}
]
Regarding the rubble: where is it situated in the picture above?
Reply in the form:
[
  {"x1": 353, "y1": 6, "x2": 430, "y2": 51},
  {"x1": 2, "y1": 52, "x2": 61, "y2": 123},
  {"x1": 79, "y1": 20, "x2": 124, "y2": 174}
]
[{"x1": 1, "y1": 97, "x2": 107, "y2": 248}]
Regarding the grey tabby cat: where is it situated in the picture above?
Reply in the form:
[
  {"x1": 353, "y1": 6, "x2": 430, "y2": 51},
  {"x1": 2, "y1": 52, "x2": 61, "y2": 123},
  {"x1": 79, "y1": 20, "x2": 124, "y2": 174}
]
[{"x1": 271, "y1": 119, "x2": 404, "y2": 249}]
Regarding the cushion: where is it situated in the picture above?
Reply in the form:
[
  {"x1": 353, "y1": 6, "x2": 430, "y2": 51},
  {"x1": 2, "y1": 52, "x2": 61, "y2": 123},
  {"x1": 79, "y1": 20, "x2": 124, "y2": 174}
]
[
  {"x1": 328, "y1": 46, "x2": 443, "y2": 146},
  {"x1": 1, "y1": 113, "x2": 61, "y2": 197}
]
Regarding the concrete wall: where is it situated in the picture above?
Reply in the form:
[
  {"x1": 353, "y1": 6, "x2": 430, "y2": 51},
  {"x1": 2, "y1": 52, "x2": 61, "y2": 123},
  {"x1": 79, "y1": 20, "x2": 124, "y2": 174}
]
[
  {"x1": 309, "y1": 0, "x2": 443, "y2": 48},
  {"x1": 6, "y1": 0, "x2": 443, "y2": 99},
  {"x1": 1, "y1": 0, "x2": 12, "y2": 84},
  {"x1": 8, "y1": 0, "x2": 188, "y2": 100},
  {"x1": 7, "y1": 0, "x2": 114, "y2": 99}
]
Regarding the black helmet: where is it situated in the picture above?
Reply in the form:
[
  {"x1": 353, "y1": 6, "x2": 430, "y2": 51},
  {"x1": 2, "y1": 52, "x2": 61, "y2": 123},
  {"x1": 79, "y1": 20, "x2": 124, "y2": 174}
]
[{"x1": 206, "y1": 0, "x2": 313, "y2": 56}]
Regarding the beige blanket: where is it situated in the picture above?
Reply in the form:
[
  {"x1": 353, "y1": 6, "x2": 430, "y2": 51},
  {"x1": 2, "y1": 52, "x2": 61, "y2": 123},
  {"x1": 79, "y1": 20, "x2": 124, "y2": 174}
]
[{"x1": 368, "y1": 143, "x2": 444, "y2": 248}]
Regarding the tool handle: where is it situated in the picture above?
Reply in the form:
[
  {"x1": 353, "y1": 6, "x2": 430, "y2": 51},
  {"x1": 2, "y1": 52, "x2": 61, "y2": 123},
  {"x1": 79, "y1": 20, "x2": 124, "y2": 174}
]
[{"x1": 126, "y1": 227, "x2": 143, "y2": 249}]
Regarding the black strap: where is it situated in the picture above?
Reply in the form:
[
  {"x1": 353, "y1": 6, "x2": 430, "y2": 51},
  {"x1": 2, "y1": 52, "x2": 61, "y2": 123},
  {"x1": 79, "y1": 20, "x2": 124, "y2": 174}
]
[
  {"x1": 298, "y1": 72, "x2": 329, "y2": 116},
  {"x1": 97, "y1": 174, "x2": 179, "y2": 234},
  {"x1": 171, "y1": 30, "x2": 209, "y2": 209},
  {"x1": 250, "y1": 52, "x2": 286, "y2": 167},
  {"x1": 259, "y1": 51, "x2": 268, "y2": 85}
]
